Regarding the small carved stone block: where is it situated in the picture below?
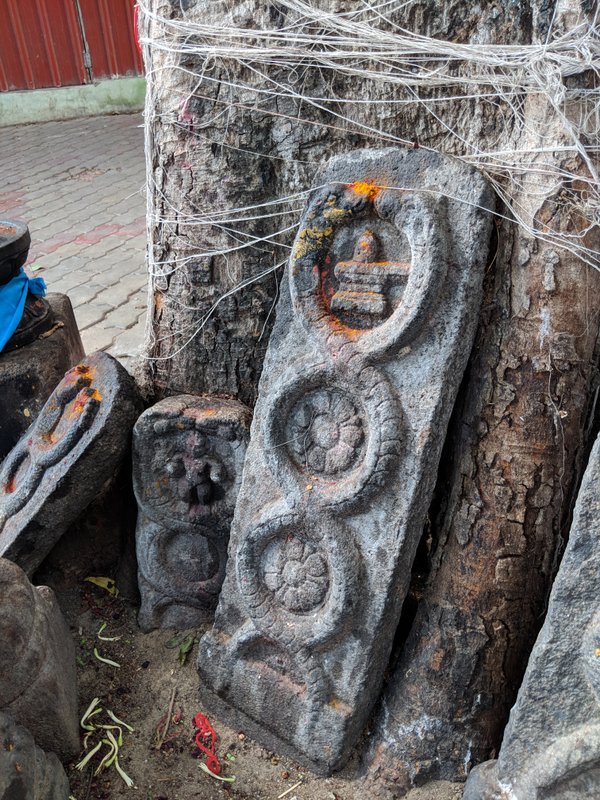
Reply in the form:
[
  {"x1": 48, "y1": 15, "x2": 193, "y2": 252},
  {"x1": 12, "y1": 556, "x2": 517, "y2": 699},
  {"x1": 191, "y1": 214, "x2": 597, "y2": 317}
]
[
  {"x1": 198, "y1": 148, "x2": 493, "y2": 773},
  {"x1": 464, "y1": 432, "x2": 600, "y2": 800},
  {"x1": 0, "y1": 558, "x2": 78, "y2": 761},
  {"x1": 0, "y1": 711, "x2": 70, "y2": 800},
  {"x1": 133, "y1": 395, "x2": 251, "y2": 631},
  {"x1": 0, "y1": 351, "x2": 140, "y2": 576}
]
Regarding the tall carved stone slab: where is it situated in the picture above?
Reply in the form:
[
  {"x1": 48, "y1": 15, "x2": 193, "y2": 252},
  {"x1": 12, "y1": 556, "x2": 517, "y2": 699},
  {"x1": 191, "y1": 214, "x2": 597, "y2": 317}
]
[
  {"x1": 133, "y1": 395, "x2": 251, "y2": 631},
  {"x1": 0, "y1": 558, "x2": 79, "y2": 761},
  {"x1": 198, "y1": 148, "x2": 493, "y2": 773},
  {"x1": 0, "y1": 712, "x2": 71, "y2": 800},
  {"x1": 464, "y1": 432, "x2": 600, "y2": 800},
  {"x1": 0, "y1": 351, "x2": 140, "y2": 576}
]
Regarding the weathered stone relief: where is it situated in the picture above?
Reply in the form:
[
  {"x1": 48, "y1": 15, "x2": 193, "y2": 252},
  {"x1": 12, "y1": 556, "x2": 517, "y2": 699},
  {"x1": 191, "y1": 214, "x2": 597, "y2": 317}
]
[
  {"x1": 0, "y1": 352, "x2": 140, "y2": 575},
  {"x1": 0, "y1": 558, "x2": 79, "y2": 761},
  {"x1": 0, "y1": 293, "x2": 84, "y2": 461},
  {"x1": 464, "y1": 432, "x2": 600, "y2": 800},
  {"x1": 133, "y1": 395, "x2": 251, "y2": 631},
  {"x1": 0, "y1": 711, "x2": 70, "y2": 800},
  {"x1": 198, "y1": 148, "x2": 493, "y2": 774}
]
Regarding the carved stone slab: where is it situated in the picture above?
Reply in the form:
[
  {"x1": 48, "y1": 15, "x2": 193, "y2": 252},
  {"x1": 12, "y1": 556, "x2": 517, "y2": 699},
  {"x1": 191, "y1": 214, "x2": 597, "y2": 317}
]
[
  {"x1": 0, "y1": 712, "x2": 70, "y2": 800},
  {"x1": 0, "y1": 293, "x2": 84, "y2": 461},
  {"x1": 464, "y1": 432, "x2": 600, "y2": 800},
  {"x1": 0, "y1": 351, "x2": 140, "y2": 576},
  {"x1": 0, "y1": 558, "x2": 78, "y2": 761},
  {"x1": 133, "y1": 395, "x2": 251, "y2": 631},
  {"x1": 198, "y1": 148, "x2": 493, "y2": 774}
]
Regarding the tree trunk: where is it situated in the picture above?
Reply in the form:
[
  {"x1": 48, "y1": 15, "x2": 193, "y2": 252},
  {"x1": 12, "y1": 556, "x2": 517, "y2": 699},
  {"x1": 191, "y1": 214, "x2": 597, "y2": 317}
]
[
  {"x1": 140, "y1": 0, "x2": 543, "y2": 404},
  {"x1": 366, "y1": 162, "x2": 600, "y2": 795},
  {"x1": 140, "y1": 0, "x2": 599, "y2": 788}
]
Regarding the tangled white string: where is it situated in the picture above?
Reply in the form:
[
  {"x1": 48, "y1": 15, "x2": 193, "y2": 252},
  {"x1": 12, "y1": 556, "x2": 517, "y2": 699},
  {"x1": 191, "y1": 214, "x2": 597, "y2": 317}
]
[{"x1": 138, "y1": 0, "x2": 600, "y2": 356}]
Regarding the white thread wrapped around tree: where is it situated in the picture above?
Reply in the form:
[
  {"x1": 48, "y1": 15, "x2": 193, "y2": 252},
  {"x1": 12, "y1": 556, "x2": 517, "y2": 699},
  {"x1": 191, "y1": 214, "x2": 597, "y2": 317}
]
[{"x1": 137, "y1": 0, "x2": 600, "y2": 793}]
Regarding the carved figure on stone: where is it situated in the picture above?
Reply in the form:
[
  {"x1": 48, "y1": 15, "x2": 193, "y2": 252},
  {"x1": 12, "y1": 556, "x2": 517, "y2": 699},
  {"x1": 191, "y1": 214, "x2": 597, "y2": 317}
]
[
  {"x1": 0, "y1": 711, "x2": 70, "y2": 800},
  {"x1": 198, "y1": 148, "x2": 494, "y2": 774},
  {"x1": 0, "y1": 351, "x2": 141, "y2": 575},
  {"x1": 464, "y1": 431, "x2": 600, "y2": 800},
  {"x1": 0, "y1": 558, "x2": 79, "y2": 760},
  {"x1": 133, "y1": 395, "x2": 251, "y2": 631}
]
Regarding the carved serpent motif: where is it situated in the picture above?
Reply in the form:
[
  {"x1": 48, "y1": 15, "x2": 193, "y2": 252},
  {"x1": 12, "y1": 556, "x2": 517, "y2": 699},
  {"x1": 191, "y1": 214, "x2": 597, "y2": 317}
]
[
  {"x1": 236, "y1": 507, "x2": 359, "y2": 652},
  {"x1": 0, "y1": 364, "x2": 101, "y2": 529},
  {"x1": 230, "y1": 182, "x2": 447, "y2": 722}
]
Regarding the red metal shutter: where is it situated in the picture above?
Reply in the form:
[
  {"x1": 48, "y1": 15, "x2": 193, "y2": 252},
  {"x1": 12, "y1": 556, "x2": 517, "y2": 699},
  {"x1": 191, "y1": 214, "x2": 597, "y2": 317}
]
[
  {"x1": 0, "y1": 0, "x2": 88, "y2": 91},
  {"x1": 79, "y1": 0, "x2": 143, "y2": 80}
]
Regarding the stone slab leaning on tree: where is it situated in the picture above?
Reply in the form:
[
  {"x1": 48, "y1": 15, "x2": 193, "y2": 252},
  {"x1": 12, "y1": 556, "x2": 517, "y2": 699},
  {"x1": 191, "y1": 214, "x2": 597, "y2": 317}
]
[
  {"x1": 464, "y1": 430, "x2": 600, "y2": 800},
  {"x1": 198, "y1": 147, "x2": 494, "y2": 774}
]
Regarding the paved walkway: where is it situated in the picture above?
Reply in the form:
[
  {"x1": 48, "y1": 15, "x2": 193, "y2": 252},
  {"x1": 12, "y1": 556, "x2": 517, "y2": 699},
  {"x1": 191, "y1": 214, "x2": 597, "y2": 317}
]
[{"x1": 0, "y1": 114, "x2": 147, "y2": 369}]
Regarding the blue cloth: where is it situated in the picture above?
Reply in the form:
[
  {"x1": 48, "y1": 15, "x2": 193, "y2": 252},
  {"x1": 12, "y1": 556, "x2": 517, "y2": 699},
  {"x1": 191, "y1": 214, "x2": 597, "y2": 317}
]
[{"x1": 0, "y1": 268, "x2": 47, "y2": 353}]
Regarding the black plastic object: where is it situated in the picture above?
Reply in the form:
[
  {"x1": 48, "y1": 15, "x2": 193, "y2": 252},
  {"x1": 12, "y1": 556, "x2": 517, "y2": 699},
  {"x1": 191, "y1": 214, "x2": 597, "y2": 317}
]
[{"x1": 0, "y1": 220, "x2": 31, "y2": 287}]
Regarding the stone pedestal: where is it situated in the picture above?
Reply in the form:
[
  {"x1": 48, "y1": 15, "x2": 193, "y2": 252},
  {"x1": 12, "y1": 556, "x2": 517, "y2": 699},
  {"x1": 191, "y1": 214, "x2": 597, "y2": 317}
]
[
  {"x1": 198, "y1": 148, "x2": 493, "y2": 774},
  {"x1": 133, "y1": 395, "x2": 251, "y2": 631},
  {"x1": 0, "y1": 712, "x2": 70, "y2": 800},
  {"x1": 0, "y1": 293, "x2": 84, "y2": 461},
  {"x1": 0, "y1": 558, "x2": 79, "y2": 761},
  {"x1": 464, "y1": 432, "x2": 600, "y2": 800}
]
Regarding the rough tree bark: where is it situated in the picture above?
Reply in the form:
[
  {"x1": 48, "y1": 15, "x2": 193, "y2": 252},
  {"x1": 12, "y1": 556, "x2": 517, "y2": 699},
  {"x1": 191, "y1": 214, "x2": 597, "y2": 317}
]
[
  {"x1": 142, "y1": 0, "x2": 600, "y2": 790},
  {"x1": 366, "y1": 147, "x2": 600, "y2": 796},
  {"x1": 141, "y1": 0, "x2": 542, "y2": 405}
]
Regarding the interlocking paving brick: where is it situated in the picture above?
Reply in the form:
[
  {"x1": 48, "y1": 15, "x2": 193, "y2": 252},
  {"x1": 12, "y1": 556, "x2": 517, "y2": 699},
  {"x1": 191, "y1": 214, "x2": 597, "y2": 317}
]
[
  {"x1": 73, "y1": 302, "x2": 114, "y2": 331},
  {"x1": 0, "y1": 114, "x2": 147, "y2": 368}
]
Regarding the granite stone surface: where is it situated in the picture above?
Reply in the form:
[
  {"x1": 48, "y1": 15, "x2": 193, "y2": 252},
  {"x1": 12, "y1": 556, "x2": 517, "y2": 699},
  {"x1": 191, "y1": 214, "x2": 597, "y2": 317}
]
[
  {"x1": 0, "y1": 293, "x2": 84, "y2": 461},
  {"x1": 0, "y1": 558, "x2": 78, "y2": 760},
  {"x1": 198, "y1": 147, "x2": 494, "y2": 774},
  {"x1": 464, "y1": 431, "x2": 600, "y2": 799},
  {"x1": 0, "y1": 351, "x2": 140, "y2": 575},
  {"x1": 133, "y1": 395, "x2": 251, "y2": 631},
  {"x1": 0, "y1": 712, "x2": 70, "y2": 800}
]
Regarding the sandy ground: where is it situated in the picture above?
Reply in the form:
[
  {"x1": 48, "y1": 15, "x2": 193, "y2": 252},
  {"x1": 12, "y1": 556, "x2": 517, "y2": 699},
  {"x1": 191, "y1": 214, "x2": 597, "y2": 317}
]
[{"x1": 58, "y1": 585, "x2": 462, "y2": 800}]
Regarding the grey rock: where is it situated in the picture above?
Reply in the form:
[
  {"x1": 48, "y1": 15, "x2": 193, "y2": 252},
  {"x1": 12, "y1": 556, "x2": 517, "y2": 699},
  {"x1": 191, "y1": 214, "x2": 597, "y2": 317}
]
[
  {"x1": 133, "y1": 395, "x2": 251, "y2": 631},
  {"x1": 0, "y1": 351, "x2": 141, "y2": 576},
  {"x1": 0, "y1": 712, "x2": 70, "y2": 800},
  {"x1": 0, "y1": 558, "x2": 78, "y2": 761},
  {"x1": 198, "y1": 147, "x2": 494, "y2": 774},
  {"x1": 464, "y1": 432, "x2": 600, "y2": 800},
  {"x1": 0, "y1": 293, "x2": 84, "y2": 461},
  {"x1": 33, "y1": 461, "x2": 137, "y2": 593}
]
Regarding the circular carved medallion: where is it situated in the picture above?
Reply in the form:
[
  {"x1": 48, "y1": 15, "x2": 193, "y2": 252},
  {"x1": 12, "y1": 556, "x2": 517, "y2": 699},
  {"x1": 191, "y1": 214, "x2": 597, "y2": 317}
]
[
  {"x1": 236, "y1": 510, "x2": 358, "y2": 649},
  {"x1": 289, "y1": 184, "x2": 448, "y2": 358},
  {"x1": 0, "y1": 363, "x2": 101, "y2": 524},
  {"x1": 138, "y1": 523, "x2": 227, "y2": 605},
  {"x1": 263, "y1": 364, "x2": 402, "y2": 511},
  {"x1": 263, "y1": 535, "x2": 330, "y2": 613},
  {"x1": 286, "y1": 388, "x2": 364, "y2": 477},
  {"x1": 135, "y1": 427, "x2": 236, "y2": 532}
]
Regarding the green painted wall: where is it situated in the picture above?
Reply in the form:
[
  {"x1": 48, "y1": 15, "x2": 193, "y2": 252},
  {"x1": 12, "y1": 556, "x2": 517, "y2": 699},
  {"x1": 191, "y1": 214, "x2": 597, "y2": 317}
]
[{"x1": 0, "y1": 77, "x2": 146, "y2": 127}]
